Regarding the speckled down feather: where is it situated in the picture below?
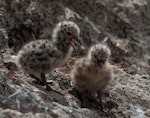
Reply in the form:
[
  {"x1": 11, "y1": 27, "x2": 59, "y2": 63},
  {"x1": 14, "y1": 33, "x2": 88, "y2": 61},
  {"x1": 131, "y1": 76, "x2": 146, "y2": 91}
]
[
  {"x1": 16, "y1": 21, "x2": 80, "y2": 76},
  {"x1": 71, "y1": 44, "x2": 113, "y2": 93}
]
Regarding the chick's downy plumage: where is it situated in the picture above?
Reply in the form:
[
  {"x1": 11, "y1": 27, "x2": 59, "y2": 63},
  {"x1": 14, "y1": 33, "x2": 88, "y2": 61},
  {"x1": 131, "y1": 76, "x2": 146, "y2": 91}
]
[
  {"x1": 16, "y1": 21, "x2": 81, "y2": 91},
  {"x1": 71, "y1": 44, "x2": 112, "y2": 108}
]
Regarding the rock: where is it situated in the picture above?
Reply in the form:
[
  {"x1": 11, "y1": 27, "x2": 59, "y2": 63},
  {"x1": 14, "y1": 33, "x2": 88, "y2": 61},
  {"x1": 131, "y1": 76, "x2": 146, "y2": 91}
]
[
  {"x1": 0, "y1": 0, "x2": 150, "y2": 117},
  {"x1": 63, "y1": 0, "x2": 150, "y2": 57},
  {"x1": 0, "y1": 65, "x2": 100, "y2": 117},
  {"x1": 5, "y1": 0, "x2": 64, "y2": 50}
]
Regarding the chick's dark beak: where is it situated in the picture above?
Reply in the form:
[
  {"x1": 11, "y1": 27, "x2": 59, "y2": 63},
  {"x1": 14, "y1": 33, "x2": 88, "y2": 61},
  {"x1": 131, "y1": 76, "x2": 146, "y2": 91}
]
[
  {"x1": 94, "y1": 60, "x2": 102, "y2": 71},
  {"x1": 67, "y1": 37, "x2": 77, "y2": 52}
]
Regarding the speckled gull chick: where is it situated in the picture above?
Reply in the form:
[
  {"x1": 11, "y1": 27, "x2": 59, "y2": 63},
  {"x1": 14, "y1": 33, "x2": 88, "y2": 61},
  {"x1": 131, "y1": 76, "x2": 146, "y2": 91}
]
[
  {"x1": 16, "y1": 21, "x2": 81, "y2": 92},
  {"x1": 71, "y1": 44, "x2": 113, "y2": 109}
]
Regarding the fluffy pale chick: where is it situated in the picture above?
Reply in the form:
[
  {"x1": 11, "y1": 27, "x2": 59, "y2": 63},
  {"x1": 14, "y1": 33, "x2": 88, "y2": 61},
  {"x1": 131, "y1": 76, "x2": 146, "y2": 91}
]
[
  {"x1": 16, "y1": 21, "x2": 81, "y2": 92},
  {"x1": 71, "y1": 44, "x2": 112, "y2": 108}
]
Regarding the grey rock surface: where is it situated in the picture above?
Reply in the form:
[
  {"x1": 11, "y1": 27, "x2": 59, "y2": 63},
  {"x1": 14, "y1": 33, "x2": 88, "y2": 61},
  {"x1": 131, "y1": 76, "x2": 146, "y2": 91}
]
[{"x1": 0, "y1": 0, "x2": 150, "y2": 117}]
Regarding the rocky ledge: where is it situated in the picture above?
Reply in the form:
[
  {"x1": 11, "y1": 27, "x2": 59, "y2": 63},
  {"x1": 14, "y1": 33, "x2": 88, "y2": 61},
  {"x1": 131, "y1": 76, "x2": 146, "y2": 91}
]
[{"x1": 0, "y1": 0, "x2": 150, "y2": 117}]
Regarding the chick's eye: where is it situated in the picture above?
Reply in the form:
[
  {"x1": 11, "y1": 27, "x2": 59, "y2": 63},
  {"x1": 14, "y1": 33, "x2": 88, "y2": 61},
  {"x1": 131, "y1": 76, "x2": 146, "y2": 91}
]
[
  {"x1": 67, "y1": 32, "x2": 72, "y2": 36},
  {"x1": 93, "y1": 54, "x2": 96, "y2": 58}
]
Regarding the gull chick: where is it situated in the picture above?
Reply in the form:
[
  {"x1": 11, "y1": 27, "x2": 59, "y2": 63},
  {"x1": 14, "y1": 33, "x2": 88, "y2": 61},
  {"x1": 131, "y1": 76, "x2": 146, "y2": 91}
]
[
  {"x1": 16, "y1": 21, "x2": 81, "y2": 92},
  {"x1": 71, "y1": 44, "x2": 112, "y2": 108}
]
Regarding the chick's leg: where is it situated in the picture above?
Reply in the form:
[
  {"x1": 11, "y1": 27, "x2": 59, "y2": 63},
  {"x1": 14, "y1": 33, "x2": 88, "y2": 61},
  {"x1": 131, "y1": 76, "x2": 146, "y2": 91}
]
[
  {"x1": 30, "y1": 74, "x2": 45, "y2": 86},
  {"x1": 40, "y1": 73, "x2": 63, "y2": 95},
  {"x1": 75, "y1": 89, "x2": 87, "y2": 108}
]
